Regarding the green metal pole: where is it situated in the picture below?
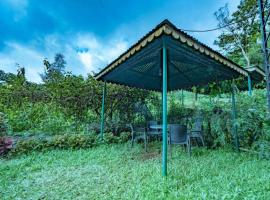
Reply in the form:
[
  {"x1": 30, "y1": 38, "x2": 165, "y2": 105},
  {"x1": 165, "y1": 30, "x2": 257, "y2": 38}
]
[
  {"x1": 181, "y1": 90, "x2": 184, "y2": 106},
  {"x1": 248, "y1": 74, "x2": 252, "y2": 96},
  {"x1": 231, "y1": 85, "x2": 239, "y2": 152},
  {"x1": 162, "y1": 43, "x2": 168, "y2": 177},
  {"x1": 100, "y1": 82, "x2": 106, "y2": 139}
]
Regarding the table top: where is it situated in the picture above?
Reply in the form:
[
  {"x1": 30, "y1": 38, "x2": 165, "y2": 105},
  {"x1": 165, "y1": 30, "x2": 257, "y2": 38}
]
[
  {"x1": 150, "y1": 124, "x2": 186, "y2": 130},
  {"x1": 149, "y1": 125, "x2": 163, "y2": 129}
]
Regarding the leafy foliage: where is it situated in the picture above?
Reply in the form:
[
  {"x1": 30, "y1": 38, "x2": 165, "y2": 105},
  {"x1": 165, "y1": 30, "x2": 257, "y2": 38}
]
[
  {"x1": 214, "y1": 0, "x2": 261, "y2": 68},
  {"x1": 9, "y1": 132, "x2": 130, "y2": 156},
  {"x1": 0, "y1": 112, "x2": 8, "y2": 136},
  {"x1": 41, "y1": 53, "x2": 66, "y2": 82}
]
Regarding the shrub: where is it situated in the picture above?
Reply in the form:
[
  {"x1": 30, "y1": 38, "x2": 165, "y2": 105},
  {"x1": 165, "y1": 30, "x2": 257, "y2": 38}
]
[
  {"x1": 9, "y1": 131, "x2": 132, "y2": 156},
  {"x1": 0, "y1": 137, "x2": 14, "y2": 156},
  {"x1": 50, "y1": 134, "x2": 96, "y2": 149},
  {"x1": 104, "y1": 132, "x2": 119, "y2": 144},
  {"x1": 103, "y1": 132, "x2": 131, "y2": 144},
  {"x1": 251, "y1": 118, "x2": 270, "y2": 159},
  {"x1": 0, "y1": 112, "x2": 8, "y2": 136},
  {"x1": 6, "y1": 103, "x2": 77, "y2": 135},
  {"x1": 203, "y1": 109, "x2": 232, "y2": 148},
  {"x1": 118, "y1": 131, "x2": 131, "y2": 143},
  {"x1": 10, "y1": 133, "x2": 97, "y2": 156}
]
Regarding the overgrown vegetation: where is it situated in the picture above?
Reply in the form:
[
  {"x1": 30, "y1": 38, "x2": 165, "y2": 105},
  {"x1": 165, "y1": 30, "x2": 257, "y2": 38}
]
[
  {"x1": 9, "y1": 132, "x2": 130, "y2": 156},
  {"x1": 0, "y1": 63, "x2": 269, "y2": 157},
  {"x1": 0, "y1": 0, "x2": 269, "y2": 157}
]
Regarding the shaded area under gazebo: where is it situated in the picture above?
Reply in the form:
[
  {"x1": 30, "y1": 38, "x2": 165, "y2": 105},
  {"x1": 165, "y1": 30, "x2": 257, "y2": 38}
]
[{"x1": 95, "y1": 20, "x2": 265, "y2": 176}]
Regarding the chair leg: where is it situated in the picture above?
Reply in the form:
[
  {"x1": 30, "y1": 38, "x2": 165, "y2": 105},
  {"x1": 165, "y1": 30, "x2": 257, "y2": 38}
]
[
  {"x1": 195, "y1": 138, "x2": 199, "y2": 146},
  {"x1": 144, "y1": 133, "x2": 147, "y2": 152},
  {"x1": 169, "y1": 141, "x2": 172, "y2": 158},
  {"x1": 187, "y1": 139, "x2": 191, "y2": 156},
  {"x1": 199, "y1": 136, "x2": 205, "y2": 146},
  {"x1": 131, "y1": 138, "x2": 134, "y2": 147}
]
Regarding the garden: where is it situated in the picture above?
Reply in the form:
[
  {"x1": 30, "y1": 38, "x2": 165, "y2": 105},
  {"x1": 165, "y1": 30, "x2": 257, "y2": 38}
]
[
  {"x1": 1, "y1": 0, "x2": 270, "y2": 199},
  {"x1": 1, "y1": 65, "x2": 270, "y2": 199}
]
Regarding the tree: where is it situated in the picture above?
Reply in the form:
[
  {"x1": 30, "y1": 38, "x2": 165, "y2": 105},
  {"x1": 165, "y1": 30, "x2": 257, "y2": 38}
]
[
  {"x1": 52, "y1": 53, "x2": 66, "y2": 73},
  {"x1": 41, "y1": 53, "x2": 66, "y2": 82},
  {"x1": 0, "y1": 70, "x2": 17, "y2": 83},
  {"x1": 214, "y1": 0, "x2": 261, "y2": 68}
]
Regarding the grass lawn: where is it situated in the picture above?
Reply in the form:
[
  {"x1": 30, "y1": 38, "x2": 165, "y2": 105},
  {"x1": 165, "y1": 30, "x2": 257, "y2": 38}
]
[{"x1": 1, "y1": 143, "x2": 270, "y2": 200}]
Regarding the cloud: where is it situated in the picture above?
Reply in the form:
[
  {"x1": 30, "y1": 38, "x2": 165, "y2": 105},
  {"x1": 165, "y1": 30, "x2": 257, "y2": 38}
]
[
  {"x1": 0, "y1": 32, "x2": 129, "y2": 82},
  {"x1": 78, "y1": 52, "x2": 94, "y2": 72},
  {"x1": 74, "y1": 33, "x2": 128, "y2": 73},
  {"x1": 0, "y1": 41, "x2": 43, "y2": 82},
  {"x1": 0, "y1": 0, "x2": 241, "y2": 83}
]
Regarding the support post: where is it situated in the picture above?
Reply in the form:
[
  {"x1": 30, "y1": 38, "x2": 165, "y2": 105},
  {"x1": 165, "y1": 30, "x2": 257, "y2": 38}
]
[
  {"x1": 248, "y1": 74, "x2": 252, "y2": 96},
  {"x1": 162, "y1": 43, "x2": 168, "y2": 177},
  {"x1": 100, "y1": 81, "x2": 106, "y2": 139},
  {"x1": 231, "y1": 85, "x2": 239, "y2": 152},
  {"x1": 181, "y1": 90, "x2": 184, "y2": 106}
]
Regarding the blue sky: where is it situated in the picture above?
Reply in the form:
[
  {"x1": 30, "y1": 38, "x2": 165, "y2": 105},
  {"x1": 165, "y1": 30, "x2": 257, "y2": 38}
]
[{"x1": 0, "y1": 0, "x2": 240, "y2": 82}]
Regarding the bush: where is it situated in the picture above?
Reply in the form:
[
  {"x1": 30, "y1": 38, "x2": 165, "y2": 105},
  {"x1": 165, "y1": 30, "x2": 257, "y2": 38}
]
[
  {"x1": 203, "y1": 109, "x2": 232, "y2": 148},
  {"x1": 119, "y1": 131, "x2": 131, "y2": 143},
  {"x1": 50, "y1": 134, "x2": 96, "y2": 149},
  {"x1": 103, "y1": 132, "x2": 131, "y2": 144},
  {"x1": 0, "y1": 112, "x2": 8, "y2": 136},
  {"x1": 0, "y1": 137, "x2": 14, "y2": 156},
  {"x1": 103, "y1": 132, "x2": 119, "y2": 144},
  {"x1": 10, "y1": 134, "x2": 97, "y2": 155},
  {"x1": 251, "y1": 118, "x2": 270, "y2": 159},
  {"x1": 9, "y1": 131, "x2": 131, "y2": 156},
  {"x1": 6, "y1": 103, "x2": 77, "y2": 135}
]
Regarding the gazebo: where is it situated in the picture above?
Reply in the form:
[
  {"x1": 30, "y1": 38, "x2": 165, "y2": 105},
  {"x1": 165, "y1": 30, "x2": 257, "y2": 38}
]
[{"x1": 95, "y1": 20, "x2": 264, "y2": 176}]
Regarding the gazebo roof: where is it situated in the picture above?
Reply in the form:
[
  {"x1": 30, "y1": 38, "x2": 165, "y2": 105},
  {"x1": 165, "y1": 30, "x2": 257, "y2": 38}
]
[
  {"x1": 246, "y1": 66, "x2": 265, "y2": 82},
  {"x1": 95, "y1": 19, "x2": 249, "y2": 91}
]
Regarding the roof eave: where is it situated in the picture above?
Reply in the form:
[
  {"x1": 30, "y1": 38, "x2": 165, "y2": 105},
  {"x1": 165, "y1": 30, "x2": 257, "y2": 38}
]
[{"x1": 95, "y1": 20, "x2": 248, "y2": 81}]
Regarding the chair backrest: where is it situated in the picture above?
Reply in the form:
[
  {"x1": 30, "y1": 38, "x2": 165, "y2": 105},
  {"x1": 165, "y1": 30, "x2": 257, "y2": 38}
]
[
  {"x1": 128, "y1": 123, "x2": 145, "y2": 134},
  {"x1": 170, "y1": 124, "x2": 187, "y2": 144},
  {"x1": 193, "y1": 117, "x2": 203, "y2": 131},
  {"x1": 127, "y1": 123, "x2": 134, "y2": 133}
]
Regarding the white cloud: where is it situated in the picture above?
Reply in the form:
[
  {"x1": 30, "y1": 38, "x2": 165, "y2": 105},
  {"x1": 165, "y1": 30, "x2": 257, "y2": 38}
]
[
  {"x1": 74, "y1": 33, "x2": 128, "y2": 73},
  {"x1": 0, "y1": 32, "x2": 129, "y2": 83},
  {"x1": 0, "y1": 41, "x2": 43, "y2": 82},
  {"x1": 78, "y1": 52, "x2": 94, "y2": 72}
]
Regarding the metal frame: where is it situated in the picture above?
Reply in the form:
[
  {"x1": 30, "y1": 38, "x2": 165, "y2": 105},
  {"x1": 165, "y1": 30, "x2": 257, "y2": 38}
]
[
  {"x1": 100, "y1": 82, "x2": 107, "y2": 139},
  {"x1": 258, "y1": 0, "x2": 270, "y2": 113},
  {"x1": 248, "y1": 74, "x2": 252, "y2": 96},
  {"x1": 231, "y1": 84, "x2": 239, "y2": 151},
  {"x1": 162, "y1": 42, "x2": 168, "y2": 176}
]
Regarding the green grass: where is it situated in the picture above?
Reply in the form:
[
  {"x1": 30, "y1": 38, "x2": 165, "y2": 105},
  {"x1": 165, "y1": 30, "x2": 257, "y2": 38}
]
[{"x1": 1, "y1": 143, "x2": 270, "y2": 200}]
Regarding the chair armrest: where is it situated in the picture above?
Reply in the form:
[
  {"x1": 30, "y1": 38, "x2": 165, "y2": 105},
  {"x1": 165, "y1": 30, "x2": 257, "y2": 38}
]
[{"x1": 189, "y1": 130, "x2": 201, "y2": 133}]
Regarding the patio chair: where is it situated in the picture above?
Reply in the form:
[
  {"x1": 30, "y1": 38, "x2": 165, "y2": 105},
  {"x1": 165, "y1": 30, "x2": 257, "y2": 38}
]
[
  {"x1": 188, "y1": 117, "x2": 205, "y2": 146},
  {"x1": 169, "y1": 124, "x2": 191, "y2": 156},
  {"x1": 147, "y1": 121, "x2": 161, "y2": 141},
  {"x1": 128, "y1": 124, "x2": 147, "y2": 151}
]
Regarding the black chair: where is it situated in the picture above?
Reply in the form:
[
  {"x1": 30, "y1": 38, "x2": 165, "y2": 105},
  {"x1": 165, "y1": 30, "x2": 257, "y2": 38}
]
[
  {"x1": 128, "y1": 124, "x2": 147, "y2": 151},
  {"x1": 147, "y1": 121, "x2": 161, "y2": 141},
  {"x1": 169, "y1": 124, "x2": 191, "y2": 156},
  {"x1": 188, "y1": 117, "x2": 205, "y2": 146}
]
